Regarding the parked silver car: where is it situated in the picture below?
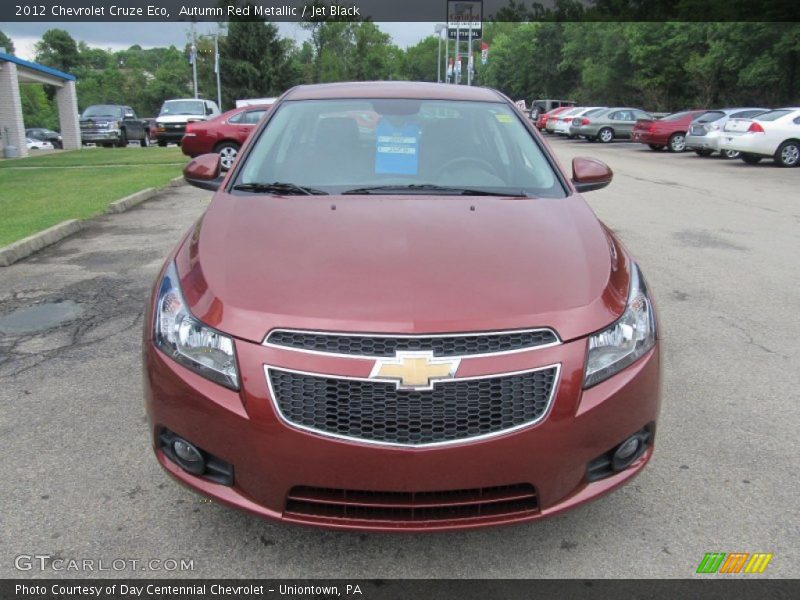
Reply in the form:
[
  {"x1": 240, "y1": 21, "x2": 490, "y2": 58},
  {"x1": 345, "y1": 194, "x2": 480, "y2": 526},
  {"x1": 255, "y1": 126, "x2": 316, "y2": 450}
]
[
  {"x1": 570, "y1": 108, "x2": 653, "y2": 142},
  {"x1": 685, "y1": 108, "x2": 768, "y2": 158}
]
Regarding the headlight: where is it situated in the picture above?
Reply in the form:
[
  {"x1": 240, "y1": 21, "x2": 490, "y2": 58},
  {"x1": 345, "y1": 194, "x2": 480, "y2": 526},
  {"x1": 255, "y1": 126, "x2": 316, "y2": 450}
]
[
  {"x1": 154, "y1": 262, "x2": 239, "y2": 390},
  {"x1": 584, "y1": 264, "x2": 656, "y2": 388}
]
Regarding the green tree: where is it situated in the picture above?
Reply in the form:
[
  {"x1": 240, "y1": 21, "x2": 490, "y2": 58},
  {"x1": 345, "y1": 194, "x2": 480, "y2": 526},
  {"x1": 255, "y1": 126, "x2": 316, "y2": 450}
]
[
  {"x1": 35, "y1": 29, "x2": 80, "y2": 73},
  {"x1": 404, "y1": 36, "x2": 440, "y2": 82},
  {"x1": 221, "y1": 19, "x2": 291, "y2": 106},
  {"x1": 20, "y1": 86, "x2": 58, "y2": 129},
  {"x1": 0, "y1": 30, "x2": 15, "y2": 54}
]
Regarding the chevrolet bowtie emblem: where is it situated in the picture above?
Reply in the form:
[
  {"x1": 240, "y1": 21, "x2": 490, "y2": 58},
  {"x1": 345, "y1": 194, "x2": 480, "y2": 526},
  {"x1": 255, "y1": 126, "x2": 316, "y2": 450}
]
[{"x1": 370, "y1": 351, "x2": 461, "y2": 391}]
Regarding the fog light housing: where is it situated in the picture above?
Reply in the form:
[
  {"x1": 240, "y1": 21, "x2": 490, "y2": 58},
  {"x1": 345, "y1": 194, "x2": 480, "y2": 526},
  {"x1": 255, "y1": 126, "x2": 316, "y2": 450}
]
[
  {"x1": 157, "y1": 428, "x2": 234, "y2": 486},
  {"x1": 586, "y1": 424, "x2": 653, "y2": 482}
]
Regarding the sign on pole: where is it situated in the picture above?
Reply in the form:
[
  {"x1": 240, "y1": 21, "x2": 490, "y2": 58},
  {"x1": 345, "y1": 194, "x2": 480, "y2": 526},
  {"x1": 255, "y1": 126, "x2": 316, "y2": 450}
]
[
  {"x1": 481, "y1": 41, "x2": 489, "y2": 65},
  {"x1": 447, "y1": 1, "x2": 482, "y2": 40}
]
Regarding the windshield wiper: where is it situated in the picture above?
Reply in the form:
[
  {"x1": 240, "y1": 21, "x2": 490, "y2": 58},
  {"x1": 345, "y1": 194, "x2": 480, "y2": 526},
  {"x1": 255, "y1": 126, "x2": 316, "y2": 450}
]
[
  {"x1": 231, "y1": 182, "x2": 329, "y2": 195},
  {"x1": 342, "y1": 184, "x2": 529, "y2": 197}
]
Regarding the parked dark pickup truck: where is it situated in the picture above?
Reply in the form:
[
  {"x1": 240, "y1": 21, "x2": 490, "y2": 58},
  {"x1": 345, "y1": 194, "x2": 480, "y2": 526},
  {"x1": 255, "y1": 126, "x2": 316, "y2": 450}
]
[{"x1": 80, "y1": 104, "x2": 151, "y2": 147}]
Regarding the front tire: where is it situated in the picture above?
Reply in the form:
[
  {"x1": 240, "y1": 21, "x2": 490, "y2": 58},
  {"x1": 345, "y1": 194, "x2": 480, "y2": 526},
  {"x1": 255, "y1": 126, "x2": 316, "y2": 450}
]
[
  {"x1": 215, "y1": 141, "x2": 241, "y2": 171},
  {"x1": 741, "y1": 153, "x2": 762, "y2": 165},
  {"x1": 775, "y1": 140, "x2": 800, "y2": 167},
  {"x1": 598, "y1": 127, "x2": 614, "y2": 143},
  {"x1": 116, "y1": 130, "x2": 128, "y2": 148},
  {"x1": 668, "y1": 132, "x2": 686, "y2": 153}
]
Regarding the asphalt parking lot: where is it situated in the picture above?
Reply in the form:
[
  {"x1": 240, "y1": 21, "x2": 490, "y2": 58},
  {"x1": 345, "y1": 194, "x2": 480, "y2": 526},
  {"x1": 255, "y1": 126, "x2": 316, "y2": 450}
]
[{"x1": 1, "y1": 138, "x2": 798, "y2": 579}]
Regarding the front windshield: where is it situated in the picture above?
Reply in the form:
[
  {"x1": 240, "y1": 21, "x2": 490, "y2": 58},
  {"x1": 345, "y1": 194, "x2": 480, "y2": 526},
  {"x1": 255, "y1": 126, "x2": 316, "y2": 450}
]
[
  {"x1": 82, "y1": 105, "x2": 123, "y2": 118},
  {"x1": 160, "y1": 100, "x2": 205, "y2": 116},
  {"x1": 237, "y1": 99, "x2": 565, "y2": 197}
]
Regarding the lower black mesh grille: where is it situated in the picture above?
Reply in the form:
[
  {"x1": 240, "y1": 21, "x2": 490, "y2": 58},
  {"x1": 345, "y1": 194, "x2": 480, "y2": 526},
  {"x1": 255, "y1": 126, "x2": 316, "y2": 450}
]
[
  {"x1": 268, "y1": 367, "x2": 558, "y2": 446},
  {"x1": 285, "y1": 484, "x2": 539, "y2": 523},
  {"x1": 266, "y1": 329, "x2": 558, "y2": 357}
]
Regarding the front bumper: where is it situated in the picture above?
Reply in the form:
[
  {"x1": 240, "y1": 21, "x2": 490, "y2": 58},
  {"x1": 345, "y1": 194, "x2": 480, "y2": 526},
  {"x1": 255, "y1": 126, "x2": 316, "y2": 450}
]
[
  {"x1": 144, "y1": 326, "x2": 661, "y2": 531},
  {"x1": 156, "y1": 130, "x2": 185, "y2": 143},
  {"x1": 81, "y1": 130, "x2": 120, "y2": 143}
]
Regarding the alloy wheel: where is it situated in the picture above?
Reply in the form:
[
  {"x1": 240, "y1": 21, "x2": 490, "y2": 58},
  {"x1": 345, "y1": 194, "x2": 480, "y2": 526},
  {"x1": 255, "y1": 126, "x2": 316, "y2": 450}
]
[
  {"x1": 218, "y1": 146, "x2": 238, "y2": 170},
  {"x1": 779, "y1": 142, "x2": 800, "y2": 167},
  {"x1": 669, "y1": 133, "x2": 686, "y2": 152}
]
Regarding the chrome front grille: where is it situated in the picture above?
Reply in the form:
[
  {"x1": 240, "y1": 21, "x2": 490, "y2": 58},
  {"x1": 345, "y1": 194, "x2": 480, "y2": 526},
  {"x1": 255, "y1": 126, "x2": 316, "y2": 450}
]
[
  {"x1": 267, "y1": 365, "x2": 559, "y2": 447},
  {"x1": 265, "y1": 328, "x2": 559, "y2": 357}
]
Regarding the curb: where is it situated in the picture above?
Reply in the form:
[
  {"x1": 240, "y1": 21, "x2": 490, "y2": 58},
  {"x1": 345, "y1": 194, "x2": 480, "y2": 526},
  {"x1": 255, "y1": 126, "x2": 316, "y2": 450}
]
[
  {"x1": 0, "y1": 176, "x2": 187, "y2": 267},
  {"x1": 106, "y1": 187, "x2": 158, "y2": 213},
  {"x1": 0, "y1": 220, "x2": 84, "y2": 267}
]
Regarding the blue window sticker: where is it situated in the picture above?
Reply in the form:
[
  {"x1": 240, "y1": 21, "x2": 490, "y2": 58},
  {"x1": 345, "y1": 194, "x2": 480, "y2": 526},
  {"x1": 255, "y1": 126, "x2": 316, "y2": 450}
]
[{"x1": 375, "y1": 119, "x2": 420, "y2": 175}]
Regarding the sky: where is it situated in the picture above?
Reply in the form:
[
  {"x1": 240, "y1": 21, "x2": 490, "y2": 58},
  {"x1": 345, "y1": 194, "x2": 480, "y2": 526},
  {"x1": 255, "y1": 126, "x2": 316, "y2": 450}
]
[{"x1": 2, "y1": 22, "x2": 438, "y2": 60}]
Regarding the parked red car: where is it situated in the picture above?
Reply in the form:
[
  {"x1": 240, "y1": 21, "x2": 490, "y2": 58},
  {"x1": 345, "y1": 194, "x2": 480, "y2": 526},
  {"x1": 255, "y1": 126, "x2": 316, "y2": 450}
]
[
  {"x1": 536, "y1": 106, "x2": 571, "y2": 131},
  {"x1": 145, "y1": 82, "x2": 661, "y2": 532},
  {"x1": 181, "y1": 104, "x2": 273, "y2": 169},
  {"x1": 631, "y1": 110, "x2": 707, "y2": 152}
]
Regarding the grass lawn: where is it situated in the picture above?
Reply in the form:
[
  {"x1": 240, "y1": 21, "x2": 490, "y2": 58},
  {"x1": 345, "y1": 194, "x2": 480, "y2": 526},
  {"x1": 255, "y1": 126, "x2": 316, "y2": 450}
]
[
  {"x1": 0, "y1": 146, "x2": 186, "y2": 168},
  {"x1": 0, "y1": 148, "x2": 189, "y2": 247}
]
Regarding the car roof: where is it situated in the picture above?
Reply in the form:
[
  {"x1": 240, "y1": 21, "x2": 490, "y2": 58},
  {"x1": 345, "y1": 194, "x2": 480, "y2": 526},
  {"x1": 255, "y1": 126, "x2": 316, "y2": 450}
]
[{"x1": 283, "y1": 81, "x2": 505, "y2": 102}]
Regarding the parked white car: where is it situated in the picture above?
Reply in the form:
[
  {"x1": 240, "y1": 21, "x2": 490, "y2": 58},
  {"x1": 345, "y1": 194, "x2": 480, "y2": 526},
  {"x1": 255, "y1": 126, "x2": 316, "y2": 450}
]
[
  {"x1": 26, "y1": 138, "x2": 54, "y2": 150},
  {"x1": 685, "y1": 108, "x2": 768, "y2": 159},
  {"x1": 546, "y1": 107, "x2": 583, "y2": 134},
  {"x1": 554, "y1": 106, "x2": 606, "y2": 137},
  {"x1": 719, "y1": 108, "x2": 800, "y2": 167}
]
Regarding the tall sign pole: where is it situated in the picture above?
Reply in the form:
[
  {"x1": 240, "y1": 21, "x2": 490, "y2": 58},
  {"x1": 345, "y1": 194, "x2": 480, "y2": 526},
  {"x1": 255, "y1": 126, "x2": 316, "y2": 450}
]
[
  {"x1": 467, "y1": 25, "x2": 473, "y2": 86},
  {"x1": 447, "y1": 1, "x2": 482, "y2": 86},
  {"x1": 455, "y1": 26, "x2": 460, "y2": 84}
]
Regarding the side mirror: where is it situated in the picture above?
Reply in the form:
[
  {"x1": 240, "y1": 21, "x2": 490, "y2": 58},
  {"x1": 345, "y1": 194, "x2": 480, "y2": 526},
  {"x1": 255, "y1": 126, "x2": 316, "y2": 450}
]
[
  {"x1": 184, "y1": 153, "x2": 223, "y2": 191},
  {"x1": 206, "y1": 106, "x2": 214, "y2": 115},
  {"x1": 571, "y1": 157, "x2": 613, "y2": 193}
]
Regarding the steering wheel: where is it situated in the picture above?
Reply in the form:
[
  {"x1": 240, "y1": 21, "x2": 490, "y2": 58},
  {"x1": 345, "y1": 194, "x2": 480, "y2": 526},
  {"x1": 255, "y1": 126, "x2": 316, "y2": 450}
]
[{"x1": 437, "y1": 156, "x2": 499, "y2": 179}]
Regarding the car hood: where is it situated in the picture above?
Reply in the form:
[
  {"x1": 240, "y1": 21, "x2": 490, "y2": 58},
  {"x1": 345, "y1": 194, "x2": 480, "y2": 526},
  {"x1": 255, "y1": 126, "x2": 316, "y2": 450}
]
[{"x1": 175, "y1": 193, "x2": 631, "y2": 344}]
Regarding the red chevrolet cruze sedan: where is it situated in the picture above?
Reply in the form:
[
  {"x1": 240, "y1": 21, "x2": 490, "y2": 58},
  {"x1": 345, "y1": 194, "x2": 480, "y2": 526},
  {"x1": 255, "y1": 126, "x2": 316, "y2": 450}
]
[
  {"x1": 181, "y1": 103, "x2": 273, "y2": 170},
  {"x1": 144, "y1": 82, "x2": 661, "y2": 531}
]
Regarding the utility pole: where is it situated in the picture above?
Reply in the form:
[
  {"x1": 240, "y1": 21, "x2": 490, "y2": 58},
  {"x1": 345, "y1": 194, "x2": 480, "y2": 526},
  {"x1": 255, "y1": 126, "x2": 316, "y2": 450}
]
[
  {"x1": 435, "y1": 24, "x2": 445, "y2": 83},
  {"x1": 214, "y1": 28, "x2": 222, "y2": 109},
  {"x1": 190, "y1": 21, "x2": 198, "y2": 98},
  {"x1": 444, "y1": 32, "x2": 449, "y2": 83}
]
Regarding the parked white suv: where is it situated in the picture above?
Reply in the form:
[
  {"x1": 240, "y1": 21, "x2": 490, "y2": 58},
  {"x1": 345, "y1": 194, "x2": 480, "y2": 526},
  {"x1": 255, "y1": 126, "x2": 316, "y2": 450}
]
[{"x1": 155, "y1": 98, "x2": 220, "y2": 147}]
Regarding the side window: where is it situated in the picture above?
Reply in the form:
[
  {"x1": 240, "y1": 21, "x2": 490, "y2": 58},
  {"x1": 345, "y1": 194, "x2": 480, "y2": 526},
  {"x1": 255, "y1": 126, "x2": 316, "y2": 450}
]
[
  {"x1": 793, "y1": 117, "x2": 800, "y2": 125},
  {"x1": 244, "y1": 110, "x2": 266, "y2": 125},
  {"x1": 228, "y1": 112, "x2": 243, "y2": 124},
  {"x1": 609, "y1": 111, "x2": 622, "y2": 121}
]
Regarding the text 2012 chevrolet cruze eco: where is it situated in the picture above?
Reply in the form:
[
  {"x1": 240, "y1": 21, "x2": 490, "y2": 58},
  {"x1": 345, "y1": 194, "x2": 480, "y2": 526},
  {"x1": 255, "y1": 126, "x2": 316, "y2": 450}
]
[{"x1": 144, "y1": 82, "x2": 661, "y2": 531}]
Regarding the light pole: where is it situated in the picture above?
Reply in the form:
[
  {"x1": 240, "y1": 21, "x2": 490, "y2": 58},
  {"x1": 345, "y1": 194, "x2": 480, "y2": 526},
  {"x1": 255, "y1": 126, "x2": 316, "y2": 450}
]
[{"x1": 435, "y1": 24, "x2": 445, "y2": 83}]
